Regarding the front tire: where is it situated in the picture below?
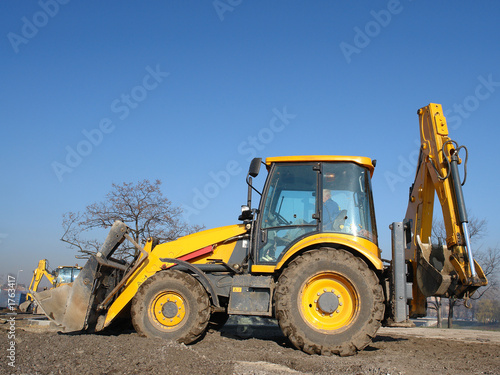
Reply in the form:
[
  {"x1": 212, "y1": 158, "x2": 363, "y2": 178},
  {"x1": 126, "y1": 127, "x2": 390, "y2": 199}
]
[
  {"x1": 131, "y1": 270, "x2": 210, "y2": 344},
  {"x1": 275, "y1": 248, "x2": 384, "y2": 356}
]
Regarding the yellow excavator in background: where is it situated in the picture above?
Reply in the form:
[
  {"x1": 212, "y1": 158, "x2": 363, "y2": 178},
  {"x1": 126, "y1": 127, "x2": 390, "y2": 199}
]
[
  {"x1": 20, "y1": 259, "x2": 81, "y2": 313},
  {"x1": 33, "y1": 103, "x2": 486, "y2": 356}
]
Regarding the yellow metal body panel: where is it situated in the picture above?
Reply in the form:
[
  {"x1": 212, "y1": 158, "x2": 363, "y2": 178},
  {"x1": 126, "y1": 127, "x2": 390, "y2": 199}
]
[
  {"x1": 191, "y1": 240, "x2": 240, "y2": 265},
  {"x1": 251, "y1": 233, "x2": 383, "y2": 273},
  {"x1": 251, "y1": 264, "x2": 276, "y2": 273},
  {"x1": 265, "y1": 155, "x2": 375, "y2": 176},
  {"x1": 152, "y1": 224, "x2": 247, "y2": 261},
  {"x1": 104, "y1": 224, "x2": 248, "y2": 326}
]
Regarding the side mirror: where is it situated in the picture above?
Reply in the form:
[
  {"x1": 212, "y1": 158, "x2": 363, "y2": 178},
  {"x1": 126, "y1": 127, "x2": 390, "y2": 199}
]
[{"x1": 248, "y1": 158, "x2": 262, "y2": 178}]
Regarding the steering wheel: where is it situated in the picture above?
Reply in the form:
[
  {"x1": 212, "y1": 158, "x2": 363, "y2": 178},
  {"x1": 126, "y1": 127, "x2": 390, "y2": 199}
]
[{"x1": 332, "y1": 210, "x2": 348, "y2": 231}]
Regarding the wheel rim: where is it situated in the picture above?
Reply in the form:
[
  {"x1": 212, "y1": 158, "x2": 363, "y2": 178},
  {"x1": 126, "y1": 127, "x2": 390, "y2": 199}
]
[
  {"x1": 150, "y1": 292, "x2": 187, "y2": 329},
  {"x1": 300, "y1": 271, "x2": 359, "y2": 332}
]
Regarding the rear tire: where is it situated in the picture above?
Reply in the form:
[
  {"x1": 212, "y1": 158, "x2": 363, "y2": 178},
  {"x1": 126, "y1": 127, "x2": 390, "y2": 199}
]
[
  {"x1": 131, "y1": 270, "x2": 210, "y2": 344},
  {"x1": 275, "y1": 248, "x2": 384, "y2": 356}
]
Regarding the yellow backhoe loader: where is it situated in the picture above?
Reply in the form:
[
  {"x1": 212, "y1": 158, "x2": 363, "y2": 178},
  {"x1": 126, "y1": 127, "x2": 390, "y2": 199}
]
[
  {"x1": 33, "y1": 104, "x2": 486, "y2": 356},
  {"x1": 20, "y1": 259, "x2": 81, "y2": 313}
]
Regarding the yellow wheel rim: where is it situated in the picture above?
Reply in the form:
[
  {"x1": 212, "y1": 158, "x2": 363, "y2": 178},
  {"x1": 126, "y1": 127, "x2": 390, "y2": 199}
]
[
  {"x1": 300, "y1": 272, "x2": 359, "y2": 332},
  {"x1": 150, "y1": 292, "x2": 186, "y2": 329}
]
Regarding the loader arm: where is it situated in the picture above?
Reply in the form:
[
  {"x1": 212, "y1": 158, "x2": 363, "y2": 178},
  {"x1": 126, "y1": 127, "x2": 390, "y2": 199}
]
[
  {"x1": 33, "y1": 220, "x2": 248, "y2": 332},
  {"x1": 405, "y1": 103, "x2": 487, "y2": 316}
]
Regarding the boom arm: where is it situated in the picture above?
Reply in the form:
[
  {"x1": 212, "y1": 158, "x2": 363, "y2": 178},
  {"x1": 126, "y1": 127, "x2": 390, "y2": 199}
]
[
  {"x1": 26, "y1": 259, "x2": 55, "y2": 301},
  {"x1": 404, "y1": 103, "x2": 487, "y2": 316}
]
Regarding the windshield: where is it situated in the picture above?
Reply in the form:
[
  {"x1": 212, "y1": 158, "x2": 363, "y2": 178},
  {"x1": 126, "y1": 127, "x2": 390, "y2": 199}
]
[{"x1": 322, "y1": 162, "x2": 377, "y2": 244}]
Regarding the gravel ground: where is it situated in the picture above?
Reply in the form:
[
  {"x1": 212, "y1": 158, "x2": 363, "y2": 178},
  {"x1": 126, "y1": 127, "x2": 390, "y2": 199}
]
[{"x1": 1, "y1": 314, "x2": 499, "y2": 375}]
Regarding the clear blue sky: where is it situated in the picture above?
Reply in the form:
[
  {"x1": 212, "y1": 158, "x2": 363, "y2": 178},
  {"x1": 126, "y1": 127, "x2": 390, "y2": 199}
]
[{"x1": 1, "y1": 1, "x2": 499, "y2": 286}]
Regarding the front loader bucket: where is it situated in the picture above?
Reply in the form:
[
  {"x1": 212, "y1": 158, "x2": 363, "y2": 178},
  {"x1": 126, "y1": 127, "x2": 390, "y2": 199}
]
[
  {"x1": 33, "y1": 221, "x2": 129, "y2": 332},
  {"x1": 33, "y1": 256, "x2": 99, "y2": 332}
]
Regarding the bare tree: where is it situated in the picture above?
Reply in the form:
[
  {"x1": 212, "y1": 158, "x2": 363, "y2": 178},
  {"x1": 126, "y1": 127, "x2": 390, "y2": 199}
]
[
  {"x1": 451, "y1": 244, "x2": 500, "y2": 328},
  {"x1": 427, "y1": 296, "x2": 443, "y2": 328},
  {"x1": 476, "y1": 298, "x2": 500, "y2": 323},
  {"x1": 61, "y1": 212, "x2": 102, "y2": 258},
  {"x1": 431, "y1": 212, "x2": 487, "y2": 244},
  {"x1": 62, "y1": 180, "x2": 204, "y2": 259},
  {"x1": 473, "y1": 247, "x2": 500, "y2": 299},
  {"x1": 447, "y1": 297, "x2": 458, "y2": 328},
  {"x1": 431, "y1": 212, "x2": 489, "y2": 328}
]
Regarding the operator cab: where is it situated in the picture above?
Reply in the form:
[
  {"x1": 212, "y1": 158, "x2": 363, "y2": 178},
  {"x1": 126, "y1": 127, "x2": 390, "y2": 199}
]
[
  {"x1": 249, "y1": 156, "x2": 377, "y2": 264},
  {"x1": 54, "y1": 266, "x2": 81, "y2": 287}
]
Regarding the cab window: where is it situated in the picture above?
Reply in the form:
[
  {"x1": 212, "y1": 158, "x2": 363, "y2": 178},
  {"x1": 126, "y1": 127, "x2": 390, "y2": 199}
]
[
  {"x1": 55, "y1": 267, "x2": 81, "y2": 287},
  {"x1": 258, "y1": 164, "x2": 318, "y2": 263},
  {"x1": 321, "y1": 162, "x2": 377, "y2": 244}
]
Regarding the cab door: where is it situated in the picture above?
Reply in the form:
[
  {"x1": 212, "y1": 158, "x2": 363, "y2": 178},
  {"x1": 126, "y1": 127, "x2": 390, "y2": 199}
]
[{"x1": 256, "y1": 163, "x2": 319, "y2": 264}]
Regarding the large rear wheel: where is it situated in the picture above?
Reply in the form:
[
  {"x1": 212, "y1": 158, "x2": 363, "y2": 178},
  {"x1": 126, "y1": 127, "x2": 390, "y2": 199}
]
[
  {"x1": 275, "y1": 248, "x2": 384, "y2": 356},
  {"x1": 131, "y1": 270, "x2": 210, "y2": 344}
]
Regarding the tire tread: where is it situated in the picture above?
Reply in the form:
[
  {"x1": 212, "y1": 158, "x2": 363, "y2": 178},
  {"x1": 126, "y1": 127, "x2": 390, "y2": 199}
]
[{"x1": 275, "y1": 248, "x2": 384, "y2": 356}]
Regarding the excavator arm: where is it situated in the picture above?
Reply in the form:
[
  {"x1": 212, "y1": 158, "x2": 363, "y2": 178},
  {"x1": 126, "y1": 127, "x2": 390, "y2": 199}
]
[
  {"x1": 26, "y1": 259, "x2": 55, "y2": 301},
  {"x1": 404, "y1": 103, "x2": 487, "y2": 316}
]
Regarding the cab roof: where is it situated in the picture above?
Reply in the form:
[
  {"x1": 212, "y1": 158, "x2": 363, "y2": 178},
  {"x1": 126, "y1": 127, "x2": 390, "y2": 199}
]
[{"x1": 264, "y1": 155, "x2": 375, "y2": 176}]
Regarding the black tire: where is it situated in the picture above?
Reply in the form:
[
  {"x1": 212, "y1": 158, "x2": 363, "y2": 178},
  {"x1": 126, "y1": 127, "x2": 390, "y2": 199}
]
[
  {"x1": 131, "y1": 270, "x2": 210, "y2": 344},
  {"x1": 275, "y1": 248, "x2": 384, "y2": 356}
]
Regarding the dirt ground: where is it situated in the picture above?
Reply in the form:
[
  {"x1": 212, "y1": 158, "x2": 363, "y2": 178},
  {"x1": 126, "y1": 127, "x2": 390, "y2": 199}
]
[{"x1": 1, "y1": 315, "x2": 499, "y2": 375}]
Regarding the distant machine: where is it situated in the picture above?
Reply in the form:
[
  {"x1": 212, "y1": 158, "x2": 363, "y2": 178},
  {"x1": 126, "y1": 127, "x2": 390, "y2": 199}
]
[{"x1": 19, "y1": 259, "x2": 81, "y2": 313}]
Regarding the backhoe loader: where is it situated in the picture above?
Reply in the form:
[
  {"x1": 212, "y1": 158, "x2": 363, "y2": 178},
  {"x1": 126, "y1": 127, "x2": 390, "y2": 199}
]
[
  {"x1": 20, "y1": 259, "x2": 81, "y2": 313},
  {"x1": 33, "y1": 103, "x2": 487, "y2": 356}
]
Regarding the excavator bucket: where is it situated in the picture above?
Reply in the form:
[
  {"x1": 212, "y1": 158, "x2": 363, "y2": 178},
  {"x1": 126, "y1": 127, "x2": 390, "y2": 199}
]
[
  {"x1": 415, "y1": 235, "x2": 487, "y2": 298},
  {"x1": 415, "y1": 236, "x2": 453, "y2": 297},
  {"x1": 19, "y1": 300, "x2": 33, "y2": 313},
  {"x1": 33, "y1": 221, "x2": 129, "y2": 332}
]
